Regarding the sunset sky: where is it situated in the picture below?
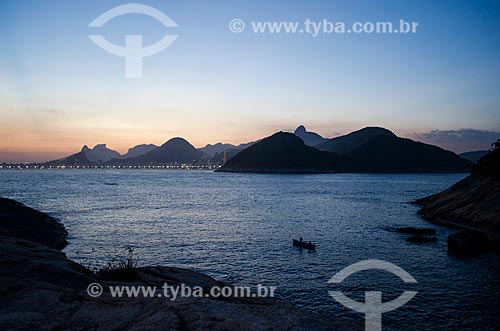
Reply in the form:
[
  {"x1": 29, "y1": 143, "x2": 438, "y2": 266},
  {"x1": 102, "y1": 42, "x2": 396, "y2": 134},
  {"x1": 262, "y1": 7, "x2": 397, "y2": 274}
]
[{"x1": 1, "y1": 0, "x2": 499, "y2": 162}]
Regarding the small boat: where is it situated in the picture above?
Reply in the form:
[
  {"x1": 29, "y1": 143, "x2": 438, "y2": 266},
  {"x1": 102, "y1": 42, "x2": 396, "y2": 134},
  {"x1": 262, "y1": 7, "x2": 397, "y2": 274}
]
[{"x1": 293, "y1": 239, "x2": 316, "y2": 251}]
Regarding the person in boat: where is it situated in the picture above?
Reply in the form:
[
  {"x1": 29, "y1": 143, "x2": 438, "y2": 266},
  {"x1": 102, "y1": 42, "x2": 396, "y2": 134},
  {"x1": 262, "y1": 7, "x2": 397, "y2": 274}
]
[{"x1": 300, "y1": 237, "x2": 303, "y2": 243}]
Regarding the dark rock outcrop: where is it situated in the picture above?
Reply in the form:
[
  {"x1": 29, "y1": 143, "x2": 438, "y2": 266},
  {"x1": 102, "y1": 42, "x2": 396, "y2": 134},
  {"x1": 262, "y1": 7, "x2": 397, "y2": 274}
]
[
  {"x1": 416, "y1": 174, "x2": 500, "y2": 234},
  {"x1": 473, "y1": 141, "x2": 500, "y2": 179},
  {"x1": 0, "y1": 198, "x2": 67, "y2": 249},
  {"x1": 416, "y1": 140, "x2": 500, "y2": 251},
  {"x1": 0, "y1": 198, "x2": 356, "y2": 330},
  {"x1": 0, "y1": 236, "x2": 358, "y2": 330},
  {"x1": 406, "y1": 235, "x2": 438, "y2": 243},
  {"x1": 447, "y1": 230, "x2": 492, "y2": 257}
]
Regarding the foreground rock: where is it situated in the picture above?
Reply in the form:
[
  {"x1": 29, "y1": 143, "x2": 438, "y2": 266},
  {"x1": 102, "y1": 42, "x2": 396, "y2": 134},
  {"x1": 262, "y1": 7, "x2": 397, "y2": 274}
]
[
  {"x1": 416, "y1": 141, "x2": 500, "y2": 253},
  {"x1": 0, "y1": 197, "x2": 67, "y2": 249},
  {"x1": 0, "y1": 198, "x2": 356, "y2": 331},
  {"x1": 416, "y1": 175, "x2": 500, "y2": 234},
  {"x1": 447, "y1": 230, "x2": 492, "y2": 257},
  {"x1": 406, "y1": 235, "x2": 438, "y2": 243}
]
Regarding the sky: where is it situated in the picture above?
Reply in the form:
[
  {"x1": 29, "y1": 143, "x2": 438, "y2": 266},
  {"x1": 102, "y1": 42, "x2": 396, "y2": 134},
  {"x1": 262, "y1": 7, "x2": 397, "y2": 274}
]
[{"x1": 0, "y1": 0, "x2": 499, "y2": 162}]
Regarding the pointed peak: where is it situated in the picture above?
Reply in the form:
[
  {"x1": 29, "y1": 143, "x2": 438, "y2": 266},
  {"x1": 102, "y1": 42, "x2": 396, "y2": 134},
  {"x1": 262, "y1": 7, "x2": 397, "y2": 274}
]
[
  {"x1": 81, "y1": 145, "x2": 90, "y2": 152},
  {"x1": 294, "y1": 125, "x2": 306, "y2": 135}
]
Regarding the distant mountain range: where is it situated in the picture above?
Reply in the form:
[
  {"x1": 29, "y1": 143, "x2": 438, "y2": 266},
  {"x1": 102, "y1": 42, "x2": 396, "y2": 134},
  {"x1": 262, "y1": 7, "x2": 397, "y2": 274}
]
[
  {"x1": 198, "y1": 143, "x2": 237, "y2": 157},
  {"x1": 46, "y1": 143, "x2": 159, "y2": 166},
  {"x1": 42, "y1": 125, "x2": 479, "y2": 173},
  {"x1": 217, "y1": 127, "x2": 474, "y2": 173},
  {"x1": 45, "y1": 144, "x2": 118, "y2": 166},
  {"x1": 198, "y1": 141, "x2": 256, "y2": 157},
  {"x1": 106, "y1": 138, "x2": 206, "y2": 165}
]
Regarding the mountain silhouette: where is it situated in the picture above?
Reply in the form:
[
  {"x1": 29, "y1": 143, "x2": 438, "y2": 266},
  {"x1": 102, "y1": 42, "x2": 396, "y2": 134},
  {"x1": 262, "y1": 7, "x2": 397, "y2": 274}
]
[
  {"x1": 41, "y1": 126, "x2": 474, "y2": 171},
  {"x1": 45, "y1": 144, "x2": 120, "y2": 166},
  {"x1": 336, "y1": 134, "x2": 473, "y2": 173},
  {"x1": 44, "y1": 146, "x2": 95, "y2": 166},
  {"x1": 198, "y1": 140, "x2": 258, "y2": 161},
  {"x1": 293, "y1": 125, "x2": 327, "y2": 146},
  {"x1": 85, "y1": 144, "x2": 121, "y2": 162},
  {"x1": 120, "y1": 144, "x2": 158, "y2": 159},
  {"x1": 217, "y1": 128, "x2": 473, "y2": 173},
  {"x1": 198, "y1": 143, "x2": 237, "y2": 157},
  {"x1": 316, "y1": 127, "x2": 395, "y2": 154},
  {"x1": 107, "y1": 138, "x2": 207, "y2": 165},
  {"x1": 216, "y1": 132, "x2": 338, "y2": 173}
]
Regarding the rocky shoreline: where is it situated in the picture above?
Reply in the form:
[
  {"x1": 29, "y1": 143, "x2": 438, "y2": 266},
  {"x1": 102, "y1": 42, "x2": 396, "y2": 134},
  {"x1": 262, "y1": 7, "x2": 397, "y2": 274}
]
[
  {"x1": 0, "y1": 198, "x2": 356, "y2": 331},
  {"x1": 416, "y1": 175, "x2": 500, "y2": 235},
  {"x1": 415, "y1": 143, "x2": 500, "y2": 252}
]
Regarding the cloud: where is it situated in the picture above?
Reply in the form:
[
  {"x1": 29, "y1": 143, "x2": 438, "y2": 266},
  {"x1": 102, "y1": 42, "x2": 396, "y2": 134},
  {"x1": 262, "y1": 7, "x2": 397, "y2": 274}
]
[{"x1": 413, "y1": 129, "x2": 500, "y2": 153}]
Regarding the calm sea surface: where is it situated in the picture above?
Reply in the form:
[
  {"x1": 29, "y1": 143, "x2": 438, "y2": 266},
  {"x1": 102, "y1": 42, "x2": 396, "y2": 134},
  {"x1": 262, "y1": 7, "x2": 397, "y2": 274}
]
[{"x1": 1, "y1": 170, "x2": 498, "y2": 330}]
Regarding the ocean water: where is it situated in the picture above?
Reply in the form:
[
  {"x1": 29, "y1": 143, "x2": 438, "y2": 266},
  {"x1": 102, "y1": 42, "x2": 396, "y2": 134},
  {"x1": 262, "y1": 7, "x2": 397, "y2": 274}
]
[{"x1": 1, "y1": 170, "x2": 498, "y2": 330}]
